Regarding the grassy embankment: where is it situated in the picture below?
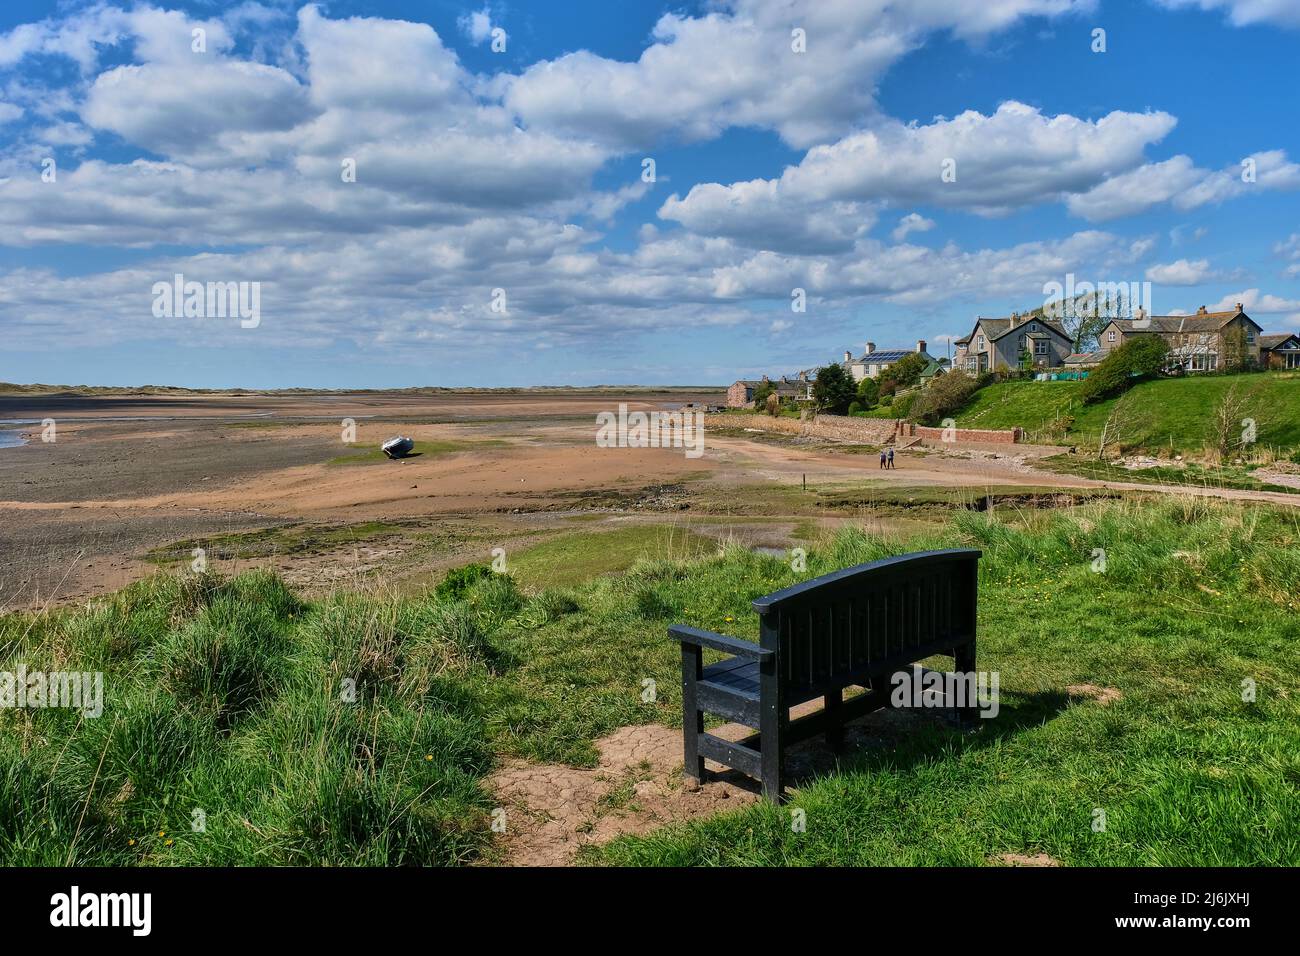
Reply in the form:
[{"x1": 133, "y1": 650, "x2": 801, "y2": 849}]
[
  {"x1": 3, "y1": 497, "x2": 1299, "y2": 865},
  {"x1": 953, "y1": 371, "x2": 1300, "y2": 451}
]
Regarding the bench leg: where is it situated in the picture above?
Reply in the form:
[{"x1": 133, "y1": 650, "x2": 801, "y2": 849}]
[
  {"x1": 954, "y1": 640, "x2": 979, "y2": 728},
  {"x1": 824, "y1": 688, "x2": 844, "y2": 752},
  {"x1": 759, "y1": 663, "x2": 785, "y2": 803},
  {"x1": 680, "y1": 643, "x2": 706, "y2": 783}
]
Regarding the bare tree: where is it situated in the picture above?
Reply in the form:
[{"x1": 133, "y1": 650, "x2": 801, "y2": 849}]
[
  {"x1": 1096, "y1": 391, "x2": 1150, "y2": 460},
  {"x1": 1210, "y1": 380, "x2": 1264, "y2": 460},
  {"x1": 1045, "y1": 287, "x2": 1129, "y2": 354}
]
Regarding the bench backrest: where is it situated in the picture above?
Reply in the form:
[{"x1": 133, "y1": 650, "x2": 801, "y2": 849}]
[{"x1": 753, "y1": 549, "x2": 980, "y2": 693}]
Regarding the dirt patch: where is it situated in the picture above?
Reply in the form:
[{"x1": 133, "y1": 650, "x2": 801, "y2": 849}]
[
  {"x1": 486, "y1": 701, "x2": 957, "y2": 866},
  {"x1": 486, "y1": 724, "x2": 760, "y2": 866},
  {"x1": 1066, "y1": 683, "x2": 1123, "y2": 706},
  {"x1": 992, "y1": 852, "x2": 1063, "y2": 867}
]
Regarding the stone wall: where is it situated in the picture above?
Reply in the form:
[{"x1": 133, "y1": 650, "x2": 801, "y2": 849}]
[
  {"x1": 705, "y1": 413, "x2": 1020, "y2": 445},
  {"x1": 912, "y1": 424, "x2": 1023, "y2": 444}
]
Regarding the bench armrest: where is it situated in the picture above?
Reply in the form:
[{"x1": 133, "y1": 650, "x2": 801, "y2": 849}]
[{"x1": 670, "y1": 625, "x2": 772, "y2": 660}]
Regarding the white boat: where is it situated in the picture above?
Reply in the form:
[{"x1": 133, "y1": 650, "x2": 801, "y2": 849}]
[{"x1": 381, "y1": 436, "x2": 414, "y2": 459}]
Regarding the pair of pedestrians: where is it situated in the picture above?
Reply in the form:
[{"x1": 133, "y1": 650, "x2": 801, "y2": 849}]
[{"x1": 878, "y1": 447, "x2": 896, "y2": 469}]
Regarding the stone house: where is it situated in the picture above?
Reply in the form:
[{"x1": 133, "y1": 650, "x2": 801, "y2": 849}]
[
  {"x1": 952, "y1": 312, "x2": 1073, "y2": 373},
  {"x1": 1097, "y1": 303, "x2": 1263, "y2": 373},
  {"x1": 725, "y1": 372, "x2": 813, "y2": 408}
]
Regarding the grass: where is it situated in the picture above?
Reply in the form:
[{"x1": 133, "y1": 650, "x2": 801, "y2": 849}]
[
  {"x1": 326, "y1": 439, "x2": 502, "y2": 466},
  {"x1": 506, "y1": 525, "x2": 719, "y2": 588},
  {"x1": 1035, "y1": 455, "x2": 1300, "y2": 495},
  {"x1": 144, "y1": 521, "x2": 405, "y2": 564},
  {"x1": 954, "y1": 371, "x2": 1300, "y2": 452},
  {"x1": 4, "y1": 496, "x2": 1299, "y2": 865}
]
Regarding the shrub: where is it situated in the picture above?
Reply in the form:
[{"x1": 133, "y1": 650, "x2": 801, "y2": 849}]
[
  {"x1": 855, "y1": 376, "x2": 879, "y2": 409},
  {"x1": 1079, "y1": 336, "x2": 1168, "y2": 404},
  {"x1": 435, "y1": 563, "x2": 494, "y2": 602},
  {"x1": 877, "y1": 353, "x2": 928, "y2": 394},
  {"x1": 910, "y1": 371, "x2": 985, "y2": 425}
]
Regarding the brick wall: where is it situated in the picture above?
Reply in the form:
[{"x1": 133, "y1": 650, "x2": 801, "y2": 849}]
[{"x1": 911, "y1": 424, "x2": 1023, "y2": 444}]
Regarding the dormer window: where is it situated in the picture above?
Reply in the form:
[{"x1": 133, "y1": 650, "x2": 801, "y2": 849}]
[
  {"x1": 977, "y1": 335, "x2": 985, "y2": 350},
  {"x1": 1107, "y1": 330, "x2": 1117, "y2": 343}
]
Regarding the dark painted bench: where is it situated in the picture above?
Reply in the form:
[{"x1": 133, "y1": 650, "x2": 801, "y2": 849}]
[{"x1": 671, "y1": 548, "x2": 980, "y2": 801}]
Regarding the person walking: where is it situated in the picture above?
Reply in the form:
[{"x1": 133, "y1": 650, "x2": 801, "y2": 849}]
[
  {"x1": 887, "y1": 446, "x2": 896, "y2": 469},
  {"x1": 879, "y1": 449, "x2": 887, "y2": 469}
]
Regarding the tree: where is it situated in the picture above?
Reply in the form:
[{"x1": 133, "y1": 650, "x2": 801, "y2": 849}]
[
  {"x1": 765, "y1": 392, "x2": 780, "y2": 417},
  {"x1": 877, "y1": 353, "x2": 928, "y2": 395},
  {"x1": 751, "y1": 380, "x2": 775, "y2": 411},
  {"x1": 855, "y1": 375, "x2": 879, "y2": 409},
  {"x1": 812, "y1": 363, "x2": 855, "y2": 414},
  {"x1": 1096, "y1": 392, "x2": 1152, "y2": 459},
  {"x1": 1045, "y1": 286, "x2": 1128, "y2": 354},
  {"x1": 1210, "y1": 380, "x2": 1264, "y2": 459},
  {"x1": 1220, "y1": 325, "x2": 1257, "y2": 373}
]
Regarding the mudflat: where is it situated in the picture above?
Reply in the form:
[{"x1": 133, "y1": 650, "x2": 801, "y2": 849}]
[{"x1": 4, "y1": 388, "x2": 1292, "y2": 612}]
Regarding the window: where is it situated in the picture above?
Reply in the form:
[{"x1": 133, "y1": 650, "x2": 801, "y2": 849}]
[
  {"x1": 1246, "y1": 330, "x2": 1256, "y2": 345},
  {"x1": 1035, "y1": 341, "x2": 1048, "y2": 356},
  {"x1": 1107, "y1": 330, "x2": 1117, "y2": 343},
  {"x1": 1029, "y1": 323, "x2": 1037, "y2": 331}
]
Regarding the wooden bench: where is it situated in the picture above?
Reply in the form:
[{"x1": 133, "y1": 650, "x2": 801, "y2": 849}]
[{"x1": 671, "y1": 548, "x2": 980, "y2": 801}]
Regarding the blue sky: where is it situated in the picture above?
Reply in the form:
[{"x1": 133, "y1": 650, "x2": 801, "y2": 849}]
[{"x1": 1, "y1": 0, "x2": 1298, "y2": 388}]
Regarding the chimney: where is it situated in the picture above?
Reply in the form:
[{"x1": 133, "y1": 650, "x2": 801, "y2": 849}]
[
  {"x1": 844, "y1": 350, "x2": 852, "y2": 362},
  {"x1": 865, "y1": 342, "x2": 875, "y2": 355},
  {"x1": 761, "y1": 374, "x2": 769, "y2": 383},
  {"x1": 1197, "y1": 305, "x2": 1208, "y2": 315},
  {"x1": 916, "y1": 339, "x2": 926, "y2": 354},
  {"x1": 1235, "y1": 302, "x2": 1244, "y2": 313}
]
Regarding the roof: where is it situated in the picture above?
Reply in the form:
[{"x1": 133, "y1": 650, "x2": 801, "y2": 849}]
[
  {"x1": 1104, "y1": 310, "x2": 1258, "y2": 335},
  {"x1": 1260, "y1": 333, "x2": 1300, "y2": 350},
  {"x1": 971, "y1": 313, "x2": 1070, "y2": 344},
  {"x1": 849, "y1": 348, "x2": 934, "y2": 364},
  {"x1": 1064, "y1": 351, "x2": 1107, "y2": 366}
]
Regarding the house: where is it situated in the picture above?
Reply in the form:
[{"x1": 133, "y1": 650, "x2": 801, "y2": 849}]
[
  {"x1": 1260, "y1": 333, "x2": 1300, "y2": 370},
  {"x1": 842, "y1": 340, "x2": 935, "y2": 382},
  {"x1": 1097, "y1": 303, "x2": 1263, "y2": 373},
  {"x1": 725, "y1": 372, "x2": 813, "y2": 408},
  {"x1": 953, "y1": 311, "x2": 1073, "y2": 373},
  {"x1": 726, "y1": 338, "x2": 945, "y2": 408}
]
